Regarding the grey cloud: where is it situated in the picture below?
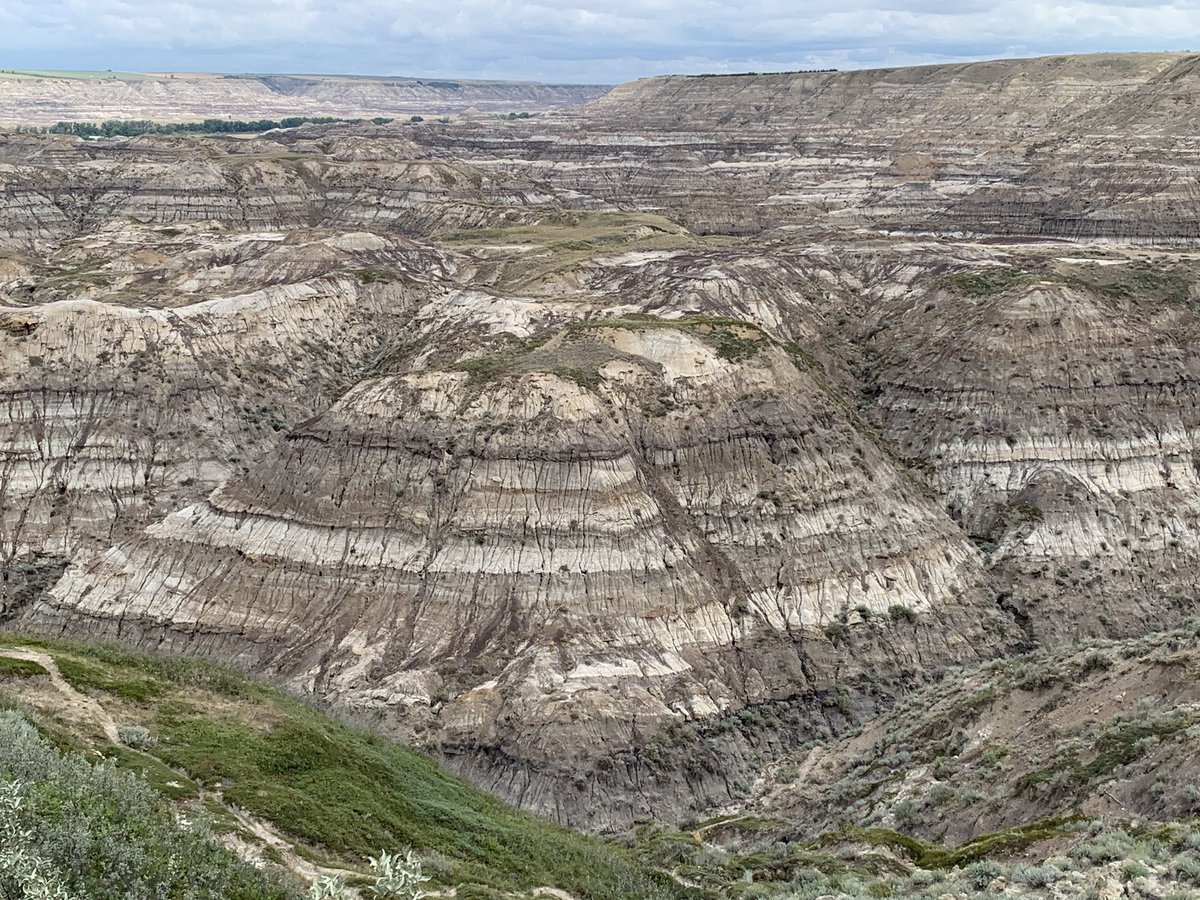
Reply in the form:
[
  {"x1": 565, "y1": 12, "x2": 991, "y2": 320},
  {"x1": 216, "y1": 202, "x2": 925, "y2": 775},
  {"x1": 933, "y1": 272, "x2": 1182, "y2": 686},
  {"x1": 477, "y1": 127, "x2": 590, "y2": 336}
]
[{"x1": 0, "y1": 0, "x2": 1196, "y2": 82}]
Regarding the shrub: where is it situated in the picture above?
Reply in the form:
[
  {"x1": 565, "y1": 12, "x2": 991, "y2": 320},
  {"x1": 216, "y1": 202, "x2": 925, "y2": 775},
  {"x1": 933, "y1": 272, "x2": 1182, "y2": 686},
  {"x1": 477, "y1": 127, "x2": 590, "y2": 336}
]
[
  {"x1": 117, "y1": 725, "x2": 157, "y2": 750},
  {"x1": 963, "y1": 860, "x2": 1004, "y2": 890},
  {"x1": 1122, "y1": 860, "x2": 1149, "y2": 880},
  {"x1": 928, "y1": 783, "x2": 955, "y2": 806},
  {"x1": 1074, "y1": 829, "x2": 1135, "y2": 864},
  {"x1": 1172, "y1": 853, "x2": 1200, "y2": 885},
  {"x1": 0, "y1": 781, "x2": 73, "y2": 899},
  {"x1": 891, "y1": 799, "x2": 918, "y2": 831},
  {"x1": 367, "y1": 848, "x2": 431, "y2": 899},
  {"x1": 309, "y1": 875, "x2": 350, "y2": 899},
  {"x1": 1011, "y1": 863, "x2": 1058, "y2": 887},
  {"x1": 0, "y1": 710, "x2": 295, "y2": 899}
]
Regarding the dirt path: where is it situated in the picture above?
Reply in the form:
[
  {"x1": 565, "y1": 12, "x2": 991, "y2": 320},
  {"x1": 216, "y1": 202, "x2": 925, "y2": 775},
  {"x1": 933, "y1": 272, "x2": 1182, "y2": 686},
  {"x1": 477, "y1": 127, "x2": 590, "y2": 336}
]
[
  {"x1": 216, "y1": 792, "x2": 359, "y2": 884},
  {"x1": 0, "y1": 647, "x2": 356, "y2": 890},
  {"x1": 1, "y1": 648, "x2": 121, "y2": 743}
]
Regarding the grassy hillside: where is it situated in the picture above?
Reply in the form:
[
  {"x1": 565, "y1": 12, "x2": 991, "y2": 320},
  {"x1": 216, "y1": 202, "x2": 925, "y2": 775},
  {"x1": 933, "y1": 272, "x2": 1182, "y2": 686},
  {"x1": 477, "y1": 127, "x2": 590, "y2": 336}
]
[
  {"x1": 0, "y1": 635, "x2": 695, "y2": 900},
  {"x1": 0, "y1": 708, "x2": 295, "y2": 899}
]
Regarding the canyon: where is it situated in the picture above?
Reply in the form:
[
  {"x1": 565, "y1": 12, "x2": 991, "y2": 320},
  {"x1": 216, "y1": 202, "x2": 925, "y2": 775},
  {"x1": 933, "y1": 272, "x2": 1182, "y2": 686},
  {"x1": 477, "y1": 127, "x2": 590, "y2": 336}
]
[{"x1": 1, "y1": 53, "x2": 1199, "y2": 847}]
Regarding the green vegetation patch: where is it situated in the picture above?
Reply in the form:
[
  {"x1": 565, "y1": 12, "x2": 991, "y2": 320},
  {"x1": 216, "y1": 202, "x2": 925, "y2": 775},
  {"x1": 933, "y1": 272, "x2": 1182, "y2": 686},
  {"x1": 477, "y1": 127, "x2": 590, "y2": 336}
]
[
  {"x1": 447, "y1": 314, "x2": 771, "y2": 393},
  {"x1": 0, "y1": 656, "x2": 48, "y2": 679},
  {"x1": 44, "y1": 116, "x2": 388, "y2": 138},
  {"x1": 940, "y1": 267, "x2": 1030, "y2": 296},
  {"x1": 570, "y1": 312, "x2": 769, "y2": 361},
  {"x1": 7, "y1": 636, "x2": 260, "y2": 699},
  {"x1": 0, "y1": 709, "x2": 296, "y2": 899},
  {"x1": 149, "y1": 701, "x2": 691, "y2": 898},
  {"x1": 1068, "y1": 261, "x2": 1194, "y2": 307},
  {"x1": 54, "y1": 656, "x2": 166, "y2": 703},
  {"x1": 438, "y1": 211, "x2": 730, "y2": 292},
  {"x1": 1017, "y1": 709, "x2": 1197, "y2": 798},
  {"x1": 827, "y1": 816, "x2": 1079, "y2": 869},
  {"x1": 351, "y1": 267, "x2": 403, "y2": 285},
  {"x1": 0, "y1": 635, "x2": 696, "y2": 897},
  {"x1": 99, "y1": 744, "x2": 199, "y2": 800}
]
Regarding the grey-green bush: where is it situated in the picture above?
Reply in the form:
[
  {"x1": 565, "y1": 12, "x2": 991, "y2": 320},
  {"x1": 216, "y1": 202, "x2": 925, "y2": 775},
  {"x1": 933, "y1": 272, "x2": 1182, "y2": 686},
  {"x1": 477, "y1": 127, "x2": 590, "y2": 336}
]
[{"x1": 0, "y1": 711, "x2": 297, "y2": 899}]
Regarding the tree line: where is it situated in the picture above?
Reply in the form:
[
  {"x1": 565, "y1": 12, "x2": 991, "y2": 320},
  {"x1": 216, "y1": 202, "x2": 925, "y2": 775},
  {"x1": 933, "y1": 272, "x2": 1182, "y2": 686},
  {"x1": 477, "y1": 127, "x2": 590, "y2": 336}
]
[{"x1": 38, "y1": 116, "x2": 395, "y2": 137}]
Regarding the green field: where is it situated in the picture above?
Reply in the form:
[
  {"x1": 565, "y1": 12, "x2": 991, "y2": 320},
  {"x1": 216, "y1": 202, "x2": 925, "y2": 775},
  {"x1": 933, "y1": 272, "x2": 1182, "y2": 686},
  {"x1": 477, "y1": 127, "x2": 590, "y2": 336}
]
[{"x1": 0, "y1": 69, "x2": 158, "y2": 81}]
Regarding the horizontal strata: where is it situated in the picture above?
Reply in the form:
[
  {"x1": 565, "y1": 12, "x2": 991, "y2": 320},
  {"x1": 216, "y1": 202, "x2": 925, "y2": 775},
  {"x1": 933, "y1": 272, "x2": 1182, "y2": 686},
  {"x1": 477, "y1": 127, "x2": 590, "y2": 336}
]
[
  {"x1": 0, "y1": 74, "x2": 610, "y2": 127},
  {"x1": 3, "y1": 53, "x2": 1200, "y2": 831},
  {"x1": 0, "y1": 235, "x2": 442, "y2": 583},
  {"x1": 34, "y1": 325, "x2": 1012, "y2": 827},
  {"x1": 861, "y1": 272, "x2": 1200, "y2": 640}
]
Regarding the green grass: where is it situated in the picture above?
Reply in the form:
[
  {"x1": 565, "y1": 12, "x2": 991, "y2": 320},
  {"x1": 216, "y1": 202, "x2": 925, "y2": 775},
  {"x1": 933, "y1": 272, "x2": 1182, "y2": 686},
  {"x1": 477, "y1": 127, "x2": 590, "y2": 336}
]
[
  {"x1": 940, "y1": 267, "x2": 1029, "y2": 296},
  {"x1": 570, "y1": 313, "x2": 768, "y2": 361},
  {"x1": 53, "y1": 656, "x2": 166, "y2": 703},
  {"x1": 436, "y1": 211, "x2": 731, "y2": 292},
  {"x1": 4, "y1": 635, "x2": 256, "y2": 698},
  {"x1": 0, "y1": 709, "x2": 297, "y2": 899},
  {"x1": 351, "y1": 267, "x2": 403, "y2": 285},
  {"x1": 150, "y1": 703, "x2": 691, "y2": 897},
  {"x1": 826, "y1": 816, "x2": 1080, "y2": 869},
  {"x1": 0, "y1": 636, "x2": 699, "y2": 900},
  {"x1": 446, "y1": 314, "x2": 771, "y2": 392},
  {"x1": 100, "y1": 744, "x2": 199, "y2": 800},
  {"x1": 0, "y1": 655, "x2": 48, "y2": 678}
]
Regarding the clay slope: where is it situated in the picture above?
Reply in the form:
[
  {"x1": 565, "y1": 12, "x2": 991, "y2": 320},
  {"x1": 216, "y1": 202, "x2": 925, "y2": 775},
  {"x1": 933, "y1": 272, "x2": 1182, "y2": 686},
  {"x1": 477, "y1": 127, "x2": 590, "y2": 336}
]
[
  {"x1": 858, "y1": 253, "x2": 1200, "y2": 645},
  {"x1": 588, "y1": 53, "x2": 1188, "y2": 130},
  {"x1": 3, "y1": 51, "x2": 1200, "y2": 836},
  {"x1": 0, "y1": 225, "x2": 453, "y2": 611},
  {"x1": 737, "y1": 623, "x2": 1200, "y2": 848},
  {"x1": 34, "y1": 317, "x2": 1014, "y2": 827},
  {"x1": 0, "y1": 128, "x2": 563, "y2": 249},
  {"x1": 412, "y1": 52, "x2": 1200, "y2": 240}
]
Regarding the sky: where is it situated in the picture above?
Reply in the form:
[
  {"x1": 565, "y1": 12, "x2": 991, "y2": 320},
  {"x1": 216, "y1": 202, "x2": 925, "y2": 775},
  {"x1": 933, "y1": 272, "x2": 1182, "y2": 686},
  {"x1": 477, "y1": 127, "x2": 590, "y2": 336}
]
[{"x1": 0, "y1": 0, "x2": 1197, "y2": 84}]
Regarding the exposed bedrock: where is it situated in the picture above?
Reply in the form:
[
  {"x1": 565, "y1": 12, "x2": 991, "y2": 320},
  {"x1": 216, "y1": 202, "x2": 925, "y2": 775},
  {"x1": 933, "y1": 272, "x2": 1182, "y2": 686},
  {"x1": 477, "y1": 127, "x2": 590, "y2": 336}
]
[
  {"x1": 4, "y1": 52, "x2": 1200, "y2": 830},
  {"x1": 0, "y1": 230, "x2": 453, "y2": 611},
  {"x1": 859, "y1": 259, "x2": 1200, "y2": 643},
  {"x1": 31, "y1": 322, "x2": 1016, "y2": 827}
]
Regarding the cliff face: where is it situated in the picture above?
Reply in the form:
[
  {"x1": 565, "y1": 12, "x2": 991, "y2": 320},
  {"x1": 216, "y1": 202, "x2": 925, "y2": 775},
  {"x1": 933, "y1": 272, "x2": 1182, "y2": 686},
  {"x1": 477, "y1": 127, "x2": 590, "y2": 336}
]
[
  {"x1": 411, "y1": 52, "x2": 1200, "y2": 241},
  {"x1": 3, "y1": 53, "x2": 1200, "y2": 829},
  {"x1": 587, "y1": 54, "x2": 1187, "y2": 128}
]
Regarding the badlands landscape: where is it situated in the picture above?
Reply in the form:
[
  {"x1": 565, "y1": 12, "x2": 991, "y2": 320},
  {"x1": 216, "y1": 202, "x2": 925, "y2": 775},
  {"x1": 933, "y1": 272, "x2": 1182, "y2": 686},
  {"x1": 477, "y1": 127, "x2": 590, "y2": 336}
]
[{"x1": 3, "y1": 53, "x2": 1200, "y2": 898}]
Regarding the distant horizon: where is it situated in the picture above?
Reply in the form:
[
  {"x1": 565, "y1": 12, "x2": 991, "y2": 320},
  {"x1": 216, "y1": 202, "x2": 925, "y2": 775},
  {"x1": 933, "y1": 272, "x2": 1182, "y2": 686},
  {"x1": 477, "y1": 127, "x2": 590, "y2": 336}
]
[
  {"x1": 3, "y1": 47, "x2": 1198, "y2": 89},
  {"x1": 1, "y1": 0, "x2": 1197, "y2": 84}
]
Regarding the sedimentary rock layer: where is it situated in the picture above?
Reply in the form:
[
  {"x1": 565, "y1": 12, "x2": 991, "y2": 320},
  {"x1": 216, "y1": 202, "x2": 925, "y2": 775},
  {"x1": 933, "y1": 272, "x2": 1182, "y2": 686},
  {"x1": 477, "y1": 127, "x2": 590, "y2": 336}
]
[
  {"x1": 35, "y1": 321, "x2": 1014, "y2": 826},
  {"x1": 3, "y1": 52, "x2": 1200, "y2": 829}
]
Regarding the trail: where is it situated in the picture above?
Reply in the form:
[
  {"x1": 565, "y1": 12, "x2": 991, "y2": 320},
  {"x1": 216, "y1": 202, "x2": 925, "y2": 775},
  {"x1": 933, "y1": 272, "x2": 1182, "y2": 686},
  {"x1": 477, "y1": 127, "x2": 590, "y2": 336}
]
[
  {"x1": 215, "y1": 791, "x2": 362, "y2": 885},
  {"x1": 1, "y1": 648, "x2": 120, "y2": 743},
  {"x1": 0, "y1": 647, "x2": 360, "y2": 891}
]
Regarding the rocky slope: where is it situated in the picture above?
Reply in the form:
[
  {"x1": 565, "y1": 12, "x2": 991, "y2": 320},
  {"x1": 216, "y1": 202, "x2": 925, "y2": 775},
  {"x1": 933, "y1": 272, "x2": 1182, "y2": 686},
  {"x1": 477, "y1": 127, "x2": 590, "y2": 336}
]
[
  {"x1": 1, "y1": 53, "x2": 1199, "y2": 838},
  {"x1": 732, "y1": 623, "x2": 1200, "y2": 848},
  {"x1": 35, "y1": 315, "x2": 1013, "y2": 827},
  {"x1": 413, "y1": 52, "x2": 1200, "y2": 240}
]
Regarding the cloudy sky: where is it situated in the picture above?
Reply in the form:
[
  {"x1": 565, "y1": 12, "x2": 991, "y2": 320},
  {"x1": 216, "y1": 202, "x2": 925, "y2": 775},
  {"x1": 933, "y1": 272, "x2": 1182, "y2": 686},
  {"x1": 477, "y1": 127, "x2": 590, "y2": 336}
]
[{"x1": 1, "y1": 0, "x2": 1197, "y2": 84}]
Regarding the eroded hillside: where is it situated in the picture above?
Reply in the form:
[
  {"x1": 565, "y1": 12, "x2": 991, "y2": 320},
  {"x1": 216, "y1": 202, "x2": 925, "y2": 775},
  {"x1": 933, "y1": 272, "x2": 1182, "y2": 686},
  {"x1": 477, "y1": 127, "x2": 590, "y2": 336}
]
[{"x1": 1, "y1": 53, "x2": 1199, "y2": 847}]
